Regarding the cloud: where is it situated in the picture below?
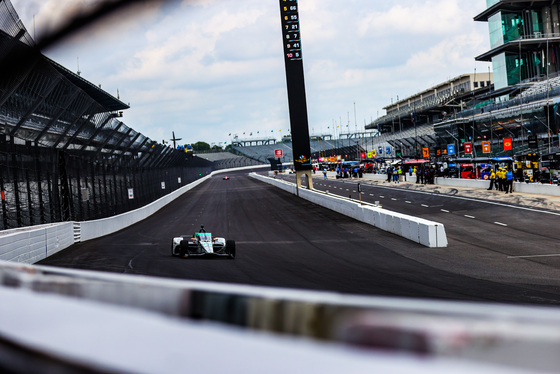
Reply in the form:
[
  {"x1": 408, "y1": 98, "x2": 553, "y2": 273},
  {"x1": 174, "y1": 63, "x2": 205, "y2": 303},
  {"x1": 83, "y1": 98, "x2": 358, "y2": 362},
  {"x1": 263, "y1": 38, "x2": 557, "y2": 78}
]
[
  {"x1": 9, "y1": 0, "x2": 491, "y2": 145},
  {"x1": 360, "y1": 0, "x2": 468, "y2": 36}
]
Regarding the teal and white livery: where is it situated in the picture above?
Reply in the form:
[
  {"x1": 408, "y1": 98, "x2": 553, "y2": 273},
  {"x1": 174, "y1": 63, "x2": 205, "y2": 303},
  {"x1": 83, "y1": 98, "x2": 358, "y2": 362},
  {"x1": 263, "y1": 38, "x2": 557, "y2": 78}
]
[{"x1": 172, "y1": 225, "x2": 235, "y2": 259}]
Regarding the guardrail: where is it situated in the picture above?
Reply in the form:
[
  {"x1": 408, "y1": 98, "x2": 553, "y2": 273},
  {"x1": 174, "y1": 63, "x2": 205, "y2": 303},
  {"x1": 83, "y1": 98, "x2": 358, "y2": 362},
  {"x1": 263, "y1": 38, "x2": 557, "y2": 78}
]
[{"x1": 250, "y1": 173, "x2": 447, "y2": 248}]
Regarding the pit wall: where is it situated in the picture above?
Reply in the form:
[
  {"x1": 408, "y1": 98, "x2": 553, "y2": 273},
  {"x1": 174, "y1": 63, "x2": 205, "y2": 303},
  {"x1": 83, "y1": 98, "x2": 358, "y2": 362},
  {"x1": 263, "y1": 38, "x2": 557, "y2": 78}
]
[
  {"x1": 250, "y1": 173, "x2": 447, "y2": 248},
  {"x1": 0, "y1": 165, "x2": 268, "y2": 264}
]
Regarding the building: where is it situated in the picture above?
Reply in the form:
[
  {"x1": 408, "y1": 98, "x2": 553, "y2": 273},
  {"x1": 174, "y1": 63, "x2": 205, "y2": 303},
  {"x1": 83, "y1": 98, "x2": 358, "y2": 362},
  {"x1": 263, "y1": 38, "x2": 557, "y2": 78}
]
[
  {"x1": 475, "y1": 0, "x2": 560, "y2": 91},
  {"x1": 366, "y1": 1, "x2": 560, "y2": 179},
  {"x1": 371, "y1": 74, "x2": 494, "y2": 134}
]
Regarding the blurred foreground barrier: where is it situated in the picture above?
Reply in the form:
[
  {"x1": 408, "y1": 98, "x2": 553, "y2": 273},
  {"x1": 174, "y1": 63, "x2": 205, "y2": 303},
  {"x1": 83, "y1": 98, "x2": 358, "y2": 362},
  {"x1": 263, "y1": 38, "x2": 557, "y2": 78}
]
[
  {"x1": 0, "y1": 260, "x2": 559, "y2": 373},
  {"x1": 250, "y1": 173, "x2": 447, "y2": 248}
]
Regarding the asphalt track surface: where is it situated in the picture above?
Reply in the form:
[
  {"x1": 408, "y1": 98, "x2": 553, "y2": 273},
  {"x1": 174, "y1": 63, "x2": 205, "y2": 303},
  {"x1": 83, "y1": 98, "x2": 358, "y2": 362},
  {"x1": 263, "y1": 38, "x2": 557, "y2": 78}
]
[{"x1": 39, "y1": 169, "x2": 560, "y2": 305}]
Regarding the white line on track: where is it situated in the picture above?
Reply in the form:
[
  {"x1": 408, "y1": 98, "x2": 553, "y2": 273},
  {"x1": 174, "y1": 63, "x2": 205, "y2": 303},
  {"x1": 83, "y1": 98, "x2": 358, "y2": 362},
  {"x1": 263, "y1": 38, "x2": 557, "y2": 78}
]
[
  {"x1": 324, "y1": 180, "x2": 560, "y2": 217},
  {"x1": 464, "y1": 215, "x2": 476, "y2": 219},
  {"x1": 379, "y1": 196, "x2": 385, "y2": 198},
  {"x1": 494, "y1": 222, "x2": 508, "y2": 226},
  {"x1": 369, "y1": 194, "x2": 374, "y2": 196},
  {"x1": 359, "y1": 183, "x2": 560, "y2": 216},
  {"x1": 441, "y1": 209, "x2": 450, "y2": 213},
  {"x1": 405, "y1": 201, "x2": 412, "y2": 204},
  {"x1": 391, "y1": 198, "x2": 397, "y2": 201},
  {"x1": 508, "y1": 254, "x2": 560, "y2": 259},
  {"x1": 421, "y1": 204, "x2": 429, "y2": 208}
]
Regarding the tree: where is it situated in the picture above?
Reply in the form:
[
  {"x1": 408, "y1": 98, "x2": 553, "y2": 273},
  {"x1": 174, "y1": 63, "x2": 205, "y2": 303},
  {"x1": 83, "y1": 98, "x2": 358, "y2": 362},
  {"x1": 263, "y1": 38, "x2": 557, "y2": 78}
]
[{"x1": 191, "y1": 141, "x2": 210, "y2": 152}]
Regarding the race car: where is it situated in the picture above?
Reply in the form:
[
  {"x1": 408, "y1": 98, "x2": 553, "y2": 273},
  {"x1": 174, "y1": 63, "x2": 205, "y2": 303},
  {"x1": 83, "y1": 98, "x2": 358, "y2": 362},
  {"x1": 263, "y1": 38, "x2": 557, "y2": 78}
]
[
  {"x1": 222, "y1": 176, "x2": 230, "y2": 180},
  {"x1": 171, "y1": 226, "x2": 235, "y2": 259}
]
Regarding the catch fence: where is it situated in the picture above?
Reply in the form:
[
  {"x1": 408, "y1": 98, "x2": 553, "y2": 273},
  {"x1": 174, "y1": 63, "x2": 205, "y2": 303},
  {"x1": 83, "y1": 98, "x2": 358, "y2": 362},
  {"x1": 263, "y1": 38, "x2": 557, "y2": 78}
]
[{"x1": 0, "y1": 137, "x2": 212, "y2": 230}]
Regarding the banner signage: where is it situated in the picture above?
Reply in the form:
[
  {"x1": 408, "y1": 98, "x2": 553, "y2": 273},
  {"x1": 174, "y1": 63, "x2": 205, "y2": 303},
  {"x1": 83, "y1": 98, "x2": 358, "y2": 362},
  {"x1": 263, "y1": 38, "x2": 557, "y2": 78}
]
[
  {"x1": 464, "y1": 142, "x2": 472, "y2": 154},
  {"x1": 274, "y1": 148, "x2": 283, "y2": 158},
  {"x1": 503, "y1": 138, "x2": 513, "y2": 151},
  {"x1": 447, "y1": 144, "x2": 455, "y2": 155},
  {"x1": 482, "y1": 141, "x2": 491, "y2": 153},
  {"x1": 422, "y1": 147, "x2": 430, "y2": 158}
]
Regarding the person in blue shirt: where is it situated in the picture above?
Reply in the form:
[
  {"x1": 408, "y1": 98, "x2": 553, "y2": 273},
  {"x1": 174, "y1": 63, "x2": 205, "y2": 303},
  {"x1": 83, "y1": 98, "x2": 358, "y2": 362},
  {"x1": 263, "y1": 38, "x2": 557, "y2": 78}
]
[{"x1": 505, "y1": 167, "x2": 514, "y2": 194}]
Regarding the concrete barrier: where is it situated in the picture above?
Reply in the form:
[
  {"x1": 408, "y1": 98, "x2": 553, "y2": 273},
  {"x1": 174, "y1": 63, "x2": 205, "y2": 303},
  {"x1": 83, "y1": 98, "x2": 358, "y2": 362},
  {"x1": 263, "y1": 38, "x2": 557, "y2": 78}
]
[
  {"x1": 79, "y1": 175, "x2": 212, "y2": 242},
  {"x1": 75, "y1": 165, "x2": 268, "y2": 242},
  {"x1": 0, "y1": 223, "x2": 74, "y2": 263},
  {"x1": 250, "y1": 173, "x2": 447, "y2": 248}
]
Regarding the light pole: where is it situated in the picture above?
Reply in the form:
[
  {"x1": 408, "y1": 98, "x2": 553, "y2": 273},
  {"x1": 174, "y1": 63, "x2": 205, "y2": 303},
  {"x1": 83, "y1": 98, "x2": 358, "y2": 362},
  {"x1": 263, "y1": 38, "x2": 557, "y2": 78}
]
[
  {"x1": 412, "y1": 112, "x2": 417, "y2": 159},
  {"x1": 546, "y1": 12, "x2": 551, "y2": 155},
  {"x1": 534, "y1": 115, "x2": 551, "y2": 154}
]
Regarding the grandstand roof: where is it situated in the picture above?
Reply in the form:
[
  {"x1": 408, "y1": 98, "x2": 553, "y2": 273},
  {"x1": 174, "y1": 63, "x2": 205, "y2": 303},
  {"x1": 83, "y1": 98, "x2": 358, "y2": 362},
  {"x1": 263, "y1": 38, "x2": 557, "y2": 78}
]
[{"x1": 47, "y1": 57, "x2": 129, "y2": 112}]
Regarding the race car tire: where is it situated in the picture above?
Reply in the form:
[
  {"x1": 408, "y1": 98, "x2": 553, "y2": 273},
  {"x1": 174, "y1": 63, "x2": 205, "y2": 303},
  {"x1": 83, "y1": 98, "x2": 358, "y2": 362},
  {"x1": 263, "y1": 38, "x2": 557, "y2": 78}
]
[
  {"x1": 226, "y1": 240, "x2": 236, "y2": 259},
  {"x1": 171, "y1": 243, "x2": 176, "y2": 257},
  {"x1": 179, "y1": 240, "x2": 189, "y2": 258}
]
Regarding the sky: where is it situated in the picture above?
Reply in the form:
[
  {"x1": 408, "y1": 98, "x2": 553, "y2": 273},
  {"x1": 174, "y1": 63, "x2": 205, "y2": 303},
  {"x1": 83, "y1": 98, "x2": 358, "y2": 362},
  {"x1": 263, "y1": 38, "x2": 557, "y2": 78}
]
[{"x1": 11, "y1": 0, "x2": 491, "y2": 147}]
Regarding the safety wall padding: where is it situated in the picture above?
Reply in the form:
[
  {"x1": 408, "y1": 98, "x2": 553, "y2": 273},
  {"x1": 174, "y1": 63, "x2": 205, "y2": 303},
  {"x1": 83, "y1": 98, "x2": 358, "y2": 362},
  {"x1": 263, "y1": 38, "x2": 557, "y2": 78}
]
[
  {"x1": 250, "y1": 173, "x2": 447, "y2": 248},
  {"x1": 79, "y1": 175, "x2": 212, "y2": 242},
  {"x1": 76, "y1": 166, "x2": 267, "y2": 242}
]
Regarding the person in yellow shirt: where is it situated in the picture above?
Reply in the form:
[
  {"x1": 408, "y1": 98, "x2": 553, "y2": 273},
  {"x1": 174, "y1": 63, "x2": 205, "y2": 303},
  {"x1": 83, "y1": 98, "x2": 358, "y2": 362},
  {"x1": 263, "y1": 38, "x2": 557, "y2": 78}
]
[
  {"x1": 487, "y1": 168, "x2": 496, "y2": 190},
  {"x1": 497, "y1": 167, "x2": 505, "y2": 191}
]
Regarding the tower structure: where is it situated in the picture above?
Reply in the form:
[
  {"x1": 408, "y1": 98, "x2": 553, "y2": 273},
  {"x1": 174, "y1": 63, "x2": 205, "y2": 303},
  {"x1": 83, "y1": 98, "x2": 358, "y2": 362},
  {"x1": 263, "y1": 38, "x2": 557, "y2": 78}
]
[{"x1": 475, "y1": 1, "x2": 560, "y2": 90}]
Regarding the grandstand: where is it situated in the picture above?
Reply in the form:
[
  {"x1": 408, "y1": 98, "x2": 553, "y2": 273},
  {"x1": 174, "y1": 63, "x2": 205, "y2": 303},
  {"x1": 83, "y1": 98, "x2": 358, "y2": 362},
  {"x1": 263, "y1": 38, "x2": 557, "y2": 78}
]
[
  {"x1": 362, "y1": 1, "x2": 560, "y2": 168},
  {"x1": 518, "y1": 73, "x2": 560, "y2": 100},
  {"x1": 196, "y1": 152, "x2": 263, "y2": 170},
  {"x1": 225, "y1": 127, "x2": 448, "y2": 166},
  {"x1": 231, "y1": 135, "x2": 378, "y2": 164}
]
